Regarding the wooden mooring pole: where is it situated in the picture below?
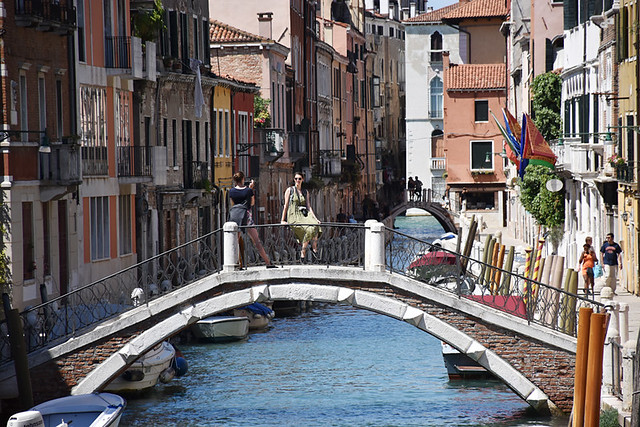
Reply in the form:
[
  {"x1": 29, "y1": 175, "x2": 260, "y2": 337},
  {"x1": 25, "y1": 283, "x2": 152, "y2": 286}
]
[{"x1": 2, "y1": 293, "x2": 33, "y2": 410}]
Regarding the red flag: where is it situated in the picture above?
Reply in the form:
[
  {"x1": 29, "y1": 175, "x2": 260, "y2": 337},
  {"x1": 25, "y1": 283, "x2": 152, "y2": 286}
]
[
  {"x1": 503, "y1": 109, "x2": 522, "y2": 145},
  {"x1": 504, "y1": 142, "x2": 520, "y2": 168},
  {"x1": 522, "y1": 113, "x2": 556, "y2": 167}
]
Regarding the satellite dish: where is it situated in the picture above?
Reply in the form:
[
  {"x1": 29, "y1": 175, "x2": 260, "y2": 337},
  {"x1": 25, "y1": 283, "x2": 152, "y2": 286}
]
[{"x1": 546, "y1": 179, "x2": 563, "y2": 192}]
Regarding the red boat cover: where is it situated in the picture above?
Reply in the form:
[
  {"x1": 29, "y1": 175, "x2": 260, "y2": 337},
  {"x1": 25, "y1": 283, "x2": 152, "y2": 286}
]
[
  {"x1": 464, "y1": 295, "x2": 528, "y2": 319},
  {"x1": 409, "y1": 252, "x2": 457, "y2": 269}
]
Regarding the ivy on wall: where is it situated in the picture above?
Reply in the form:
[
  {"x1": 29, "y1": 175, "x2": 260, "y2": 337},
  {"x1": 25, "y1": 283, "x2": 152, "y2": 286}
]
[{"x1": 519, "y1": 165, "x2": 564, "y2": 228}]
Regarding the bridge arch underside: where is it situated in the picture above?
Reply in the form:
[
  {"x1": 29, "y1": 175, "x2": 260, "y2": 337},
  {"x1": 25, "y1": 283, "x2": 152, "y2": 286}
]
[
  {"x1": 74, "y1": 281, "x2": 572, "y2": 415},
  {"x1": 387, "y1": 203, "x2": 456, "y2": 233}
]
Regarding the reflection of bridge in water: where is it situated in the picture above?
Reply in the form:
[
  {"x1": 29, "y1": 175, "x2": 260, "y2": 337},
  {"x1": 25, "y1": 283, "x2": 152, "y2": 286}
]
[{"x1": 0, "y1": 221, "x2": 609, "y2": 415}]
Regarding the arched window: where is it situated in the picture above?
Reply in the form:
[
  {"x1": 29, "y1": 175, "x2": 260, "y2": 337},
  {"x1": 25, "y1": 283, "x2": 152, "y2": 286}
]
[
  {"x1": 431, "y1": 31, "x2": 443, "y2": 62},
  {"x1": 429, "y1": 77, "x2": 443, "y2": 119},
  {"x1": 431, "y1": 129, "x2": 444, "y2": 157}
]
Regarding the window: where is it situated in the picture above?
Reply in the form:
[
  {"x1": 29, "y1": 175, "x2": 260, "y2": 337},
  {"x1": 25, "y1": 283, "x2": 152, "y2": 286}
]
[
  {"x1": 470, "y1": 140, "x2": 493, "y2": 170},
  {"x1": 431, "y1": 31, "x2": 443, "y2": 62},
  {"x1": 77, "y1": 0, "x2": 86, "y2": 61},
  {"x1": 22, "y1": 202, "x2": 34, "y2": 280},
  {"x1": 390, "y1": 27, "x2": 394, "y2": 38},
  {"x1": 202, "y1": 20, "x2": 210, "y2": 61},
  {"x1": 204, "y1": 122, "x2": 209, "y2": 162},
  {"x1": 474, "y1": 100, "x2": 489, "y2": 122},
  {"x1": 38, "y1": 76, "x2": 46, "y2": 132},
  {"x1": 429, "y1": 77, "x2": 443, "y2": 118},
  {"x1": 43, "y1": 202, "x2": 50, "y2": 276},
  {"x1": 218, "y1": 110, "x2": 223, "y2": 156},
  {"x1": 180, "y1": 13, "x2": 188, "y2": 61},
  {"x1": 238, "y1": 112, "x2": 248, "y2": 173},
  {"x1": 172, "y1": 119, "x2": 177, "y2": 167},
  {"x1": 90, "y1": 196, "x2": 110, "y2": 260},
  {"x1": 169, "y1": 11, "x2": 179, "y2": 58},
  {"x1": 224, "y1": 111, "x2": 230, "y2": 156},
  {"x1": 193, "y1": 17, "x2": 199, "y2": 60},
  {"x1": 195, "y1": 121, "x2": 200, "y2": 162},
  {"x1": 115, "y1": 90, "x2": 130, "y2": 147},
  {"x1": 372, "y1": 76, "x2": 381, "y2": 108},
  {"x1": 212, "y1": 110, "x2": 218, "y2": 157},
  {"x1": 19, "y1": 74, "x2": 28, "y2": 132},
  {"x1": 80, "y1": 86, "x2": 107, "y2": 147},
  {"x1": 56, "y1": 80, "x2": 63, "y2": 139},
  {"x1": 119, "y1": 195, "x2": 132, "y2": 255}
]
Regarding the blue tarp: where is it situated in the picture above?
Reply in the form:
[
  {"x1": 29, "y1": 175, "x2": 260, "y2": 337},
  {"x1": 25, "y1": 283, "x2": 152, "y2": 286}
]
[{"x1": 240, "y1": 303, "x2": 273, "y2": 316}]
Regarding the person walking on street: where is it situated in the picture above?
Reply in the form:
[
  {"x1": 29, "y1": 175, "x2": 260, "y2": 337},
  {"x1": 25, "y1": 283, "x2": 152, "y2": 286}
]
[
  {"x1": 407, "y1": 177, "x2": 415, "y2": 202},
  {"x1": 579, "y1": 243, "x2": 597, "y2": 297},
  {"x1": 414, "y1": 176, "x2": 423, "y2": 202},
  {"x1": 600, "y1": 233, "x2": 623, "y2": 292},
  {"x1": 281, "y1": 172, "x2": 322, "y2": 263},
  {"x1": 229, "y1": 172, "x2": 277, "y2": 268}
]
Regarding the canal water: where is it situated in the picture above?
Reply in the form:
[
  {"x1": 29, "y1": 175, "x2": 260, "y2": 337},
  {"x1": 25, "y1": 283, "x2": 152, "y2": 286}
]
[{"x1": 121, "y1": 214, "x2": 569, "y2": 426}]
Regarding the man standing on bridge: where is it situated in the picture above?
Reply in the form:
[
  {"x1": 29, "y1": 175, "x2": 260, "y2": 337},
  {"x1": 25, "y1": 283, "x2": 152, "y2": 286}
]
[{"x1": 407, "y1": 177, "x2": 415, "y2": 202}]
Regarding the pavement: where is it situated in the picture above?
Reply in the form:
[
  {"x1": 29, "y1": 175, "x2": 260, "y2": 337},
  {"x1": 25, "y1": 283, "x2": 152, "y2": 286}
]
[{"x1": 480, "y1": 224, "x2": 640, "y2": 423}]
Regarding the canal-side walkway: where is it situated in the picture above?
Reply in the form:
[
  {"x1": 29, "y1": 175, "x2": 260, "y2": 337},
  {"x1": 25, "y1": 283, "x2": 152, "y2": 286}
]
[{"x1": 482, "y1": 223, "x2": 638, "y2": 425}]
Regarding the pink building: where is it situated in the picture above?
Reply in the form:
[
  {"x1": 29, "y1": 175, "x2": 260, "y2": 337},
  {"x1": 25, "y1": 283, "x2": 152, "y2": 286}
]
[{"x1": 443, "y1": 53, "x2": 507, "y2": 226}]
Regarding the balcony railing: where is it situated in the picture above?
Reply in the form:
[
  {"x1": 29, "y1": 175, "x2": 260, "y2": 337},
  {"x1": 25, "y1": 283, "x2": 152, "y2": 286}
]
[
  {"x1": 81, "y1": 146, "x2": 108, "y2": 176},
  {"x1": 319, "y1": 150, "x2": 342, "y2": 177},
  {"x1": 39, "y1": 141, "x2": 81, "y2": 185},
  {"x1": 431, "y1": 158, "x2": 446, "y2": 170},
  {"x1": 15, "y1": 0, "x2": 77, "y2": 30},
  {"x1": 185, "y1": 161, "x2": 209, "y2": 189},
  {"x1": 616, "y1": 163, "x2": 635, "y2": 183},
  {"x1": 289, "y1": 131, "x2": 308, "y2": 156},
  {"x1": 105, "y1": 36, "x2": 131, "y2": 69},
  {"x1": 117, "y1": 145, "x2": 151, "y2": 178}
]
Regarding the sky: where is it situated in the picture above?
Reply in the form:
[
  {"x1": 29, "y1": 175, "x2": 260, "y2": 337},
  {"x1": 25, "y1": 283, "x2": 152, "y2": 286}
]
[{"x1": 428, "y1": 0, "x2": 458, "y2": 10}]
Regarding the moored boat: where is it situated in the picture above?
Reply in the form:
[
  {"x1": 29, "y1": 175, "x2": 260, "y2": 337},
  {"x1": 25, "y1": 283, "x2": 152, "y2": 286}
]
[
  {"x1": 192, "y1": 316, "x2": 250, "y2": 342},
  {"x1": 7, "y1": 392, "x2": 126, "y2": 427},
  {"x1": 441, "y1": 342, "x2": 493, "y2": 380},
  {"x1": 104, "y1": 341, "x2": 177, "y2": 393},
  {"x1": 233, "y1": 303, "x2": 275, "y2": 330}
]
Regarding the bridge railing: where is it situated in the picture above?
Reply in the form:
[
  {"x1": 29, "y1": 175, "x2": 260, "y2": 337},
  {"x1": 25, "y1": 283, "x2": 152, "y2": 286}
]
[
  {"x1": 385, "y1": 227, "x2": 604, "y2": 337},
  {"x1": 0, "y1": 229, "x2": 223, "y2": 364},
  {"x1": 239, "y1": 223, "x2": 366, "y2": 267}
]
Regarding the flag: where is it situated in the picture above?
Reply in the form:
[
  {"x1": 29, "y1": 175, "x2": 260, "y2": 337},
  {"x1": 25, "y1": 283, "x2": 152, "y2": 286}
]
[
  {"x1": 521, "y1": 113, "x2": 556, "y2": 170},
  {"x1": 491, "y1": 111, "x2": 520, "y2": 168},
  {"x1": 502, "y1": 109, "x2": 522, "y2": 155}
]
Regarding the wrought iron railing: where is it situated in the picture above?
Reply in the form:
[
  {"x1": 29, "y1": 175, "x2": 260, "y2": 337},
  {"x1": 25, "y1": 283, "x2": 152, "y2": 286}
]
[
  {"x1": 39, "y1": 142, "x2": 81, "y2": 184},
  {"x1": 0, "y1": 229, "x2": 222, "y2": 363},
  {"x1": 609, "y1": 338, "x2": 623, "y2": 398},
  {"x1": 384, "y1": 227, "x2": 603, "y2": 337},
  {"x1": 105, "y1": 36, "x2": 131, "y2": 69},
  {"x1": 81, "y1": 146, "x2": 109, "y2": 176},
  {"x1": 117, "y1": 145, "x2": 151, "y2": 177},
  {"x1": 240, "y1": 223, "x2": 365, "y2": 268},
  {"x1": 15, "y1": 0, "x2": 76, "y2": 27},
  {"x1": 616, "y1": 163, "x2": 635, "y2": 183}
]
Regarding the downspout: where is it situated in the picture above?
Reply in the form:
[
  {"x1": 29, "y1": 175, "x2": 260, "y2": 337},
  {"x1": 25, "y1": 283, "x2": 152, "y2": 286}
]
[{"x1": 445, "y1": 23, "x2": 471, "y2": 63}]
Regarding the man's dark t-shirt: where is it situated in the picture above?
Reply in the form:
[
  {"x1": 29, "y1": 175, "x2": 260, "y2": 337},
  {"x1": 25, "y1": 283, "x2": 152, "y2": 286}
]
[{"x1": 600, "y1": 242, "x2": 622, "y2": 266}]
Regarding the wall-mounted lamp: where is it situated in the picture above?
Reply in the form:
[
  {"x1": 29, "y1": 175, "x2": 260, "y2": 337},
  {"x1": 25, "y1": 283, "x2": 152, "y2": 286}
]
[
  {"x1": 39, "y1": 133, "x2": 51, "y2": 153},
  {"x1": 622, "y1": 211, "x2": 629, "y2": 222},
  {"x1": 484, "y1": 148, "x2": 507, "y2": 163}
]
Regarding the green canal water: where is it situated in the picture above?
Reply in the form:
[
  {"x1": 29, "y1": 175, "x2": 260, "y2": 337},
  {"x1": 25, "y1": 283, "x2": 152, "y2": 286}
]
[{"x1": 120, "y1": 215, "x2": 570, "y2": 426}]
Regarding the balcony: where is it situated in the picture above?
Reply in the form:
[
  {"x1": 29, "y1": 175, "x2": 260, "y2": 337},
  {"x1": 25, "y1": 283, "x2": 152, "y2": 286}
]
[
  {"x1": 81, "y1": 146, "x2": 108, "y2": 176},
  {"x1": 616, "y1": 163, "x2": 635, "y2": 184},
  {"x1": 185, "y1": 161, "x2": 209, "y2": 190},
  {"x1": 15, "y1": 0, "x2": 76, "y2": 33},
  {"x1": 288, "y1": 131, "x2": 308, "y2": 161},
  {"x1": 117, "y1": 145, "x2": 151, "y2": 180},
  {"x1": 39, "y1": 141, "x2": 81, "y2": 200},
  {"x1": 319, "y1": 150, "x2": 342, "y2": 177},
  {"x1": 549, "y1": 137, "x2": 602, "y2": 176},
  {"x1": 431, "y1": 158, "x2": 446, "y2": 170},
  {"x1": 105, "y1": 36, "x2": 156, "y2": 81}
]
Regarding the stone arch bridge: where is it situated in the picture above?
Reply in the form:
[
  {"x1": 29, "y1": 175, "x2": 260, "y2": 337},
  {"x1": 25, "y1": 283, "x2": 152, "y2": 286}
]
[{"x1": 0, "y1": 222, "x2": 603, "y2": 416}]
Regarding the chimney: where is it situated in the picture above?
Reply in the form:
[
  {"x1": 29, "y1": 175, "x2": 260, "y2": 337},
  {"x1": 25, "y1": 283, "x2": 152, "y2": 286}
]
[
  {"x1": 380, "y1": 0, "x2": 389, "y2": 15},
  {"x1": 443, "y1": 51, "x2": 450, "y2": 69},
  {"x1": 410, "y1": 1, "x2": 416, "y2": 18},
  {"x1": 258, "y1": 12, "x2": 273, "y2": 39}
]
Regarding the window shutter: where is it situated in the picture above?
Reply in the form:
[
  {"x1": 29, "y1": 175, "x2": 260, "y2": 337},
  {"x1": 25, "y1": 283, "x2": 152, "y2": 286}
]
[
  {"x1": 564, "y1": 0, "x2": 578, "y2": 30},
  {"x1": 545, "y1": 39, "x2": 553, "y2": 72}
]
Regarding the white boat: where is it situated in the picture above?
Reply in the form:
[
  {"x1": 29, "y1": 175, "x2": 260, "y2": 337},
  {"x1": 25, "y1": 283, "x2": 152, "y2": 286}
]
[
  {"x1": 441, "y1": 342, "x2": 492, "y2": 380},
  {"x1": 7, "y1": 392, "x2": 125, "y2": 427},
  {"x1": 233, "y1": 303, "x2": 275, "y2": 330},
  {"x1": 104, "y1": 341, "x2": 176, "y2": 393},
  {"x1": 192, "y1": 316, "x2": 250, "y2": 342}
]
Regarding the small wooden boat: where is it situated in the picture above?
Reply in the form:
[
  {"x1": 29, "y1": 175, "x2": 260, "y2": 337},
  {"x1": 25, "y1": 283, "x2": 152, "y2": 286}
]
[
  {"x1": 233, "y1": 303, "x2": 275, "y2": 330},
  {"x1": 104, "y1": 341, "x2": 176, "y2": 393},
  {"x1": 7, "y1": 392, "x2": 125, "y2": 427},
  {"x1": 441, "y1": 342, "x2": 493, "y2": 380},
  {"x1": 192, "y1": 316, "x2": 250, "y2": 342}
]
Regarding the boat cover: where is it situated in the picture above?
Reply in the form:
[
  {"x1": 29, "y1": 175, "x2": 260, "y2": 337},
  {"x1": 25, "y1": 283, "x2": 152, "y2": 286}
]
[
  {"x1": 239, "y1": 303, "x2": 273, "y2": 316},
  {"x1": 409, "y1": 251, "x2": 457, "y2": 269}
]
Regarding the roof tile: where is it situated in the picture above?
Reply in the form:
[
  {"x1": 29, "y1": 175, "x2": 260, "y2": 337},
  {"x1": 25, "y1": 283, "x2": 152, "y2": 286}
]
[
  {"x1": 443, "y1": 0, "x2": 509, "y2": 20},
  {"x1": 209, "y1": 19, "x2": 268, "y2": 43},
  {"x1": 403, "y1": 3, "x2": 461, "y2": 23},
  {"x1": 446, "y1": 63, "x2": 506, "y2": 90}
]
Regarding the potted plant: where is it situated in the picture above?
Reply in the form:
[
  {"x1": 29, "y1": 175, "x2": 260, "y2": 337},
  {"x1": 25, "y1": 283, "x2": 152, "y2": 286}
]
[{"x1": 608, "y1": 154, "x2": 626, "y2": 168}]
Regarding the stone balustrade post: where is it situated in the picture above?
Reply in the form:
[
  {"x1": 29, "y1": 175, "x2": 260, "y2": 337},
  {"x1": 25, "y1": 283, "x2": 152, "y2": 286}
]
[
  {"x1": 622, "y1": 340, "x2": 635, "y2": 412},
  {"x1": 619, "y1": 302, "x2": 629, "y2": 344},
  {"x1": 365, "y1": 220, "x2": 385, "y2": 272},
  {"x1": 223, "y1": 221, "x2": 239, "y2": 272}
]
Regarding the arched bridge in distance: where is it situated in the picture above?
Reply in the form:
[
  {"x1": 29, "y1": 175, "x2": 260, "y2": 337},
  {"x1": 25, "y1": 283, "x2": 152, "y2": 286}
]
[
  {"x1": 0, "y1": 222, "x2": 606, "y2": 416},
  {"x1": 383, "y1": 189, "x2": 457, "y2": 233}
]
